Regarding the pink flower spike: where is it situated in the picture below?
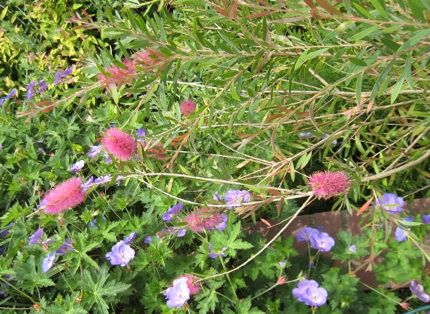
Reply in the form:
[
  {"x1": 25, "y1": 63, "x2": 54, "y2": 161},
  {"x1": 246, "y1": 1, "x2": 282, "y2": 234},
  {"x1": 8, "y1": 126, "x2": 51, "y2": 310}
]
[
  {"x1": 308, "y1": 170, "x2": 351, "y2": 200},
  {"x1": 180, "y1": 100, "x2": 196, "y2": 116},
  {"x1": 41, "y1": 178, "x2": 86, "y2": 214},
  {"x1": 101, "y1": 128, "x2": 137, "y2": 161}
]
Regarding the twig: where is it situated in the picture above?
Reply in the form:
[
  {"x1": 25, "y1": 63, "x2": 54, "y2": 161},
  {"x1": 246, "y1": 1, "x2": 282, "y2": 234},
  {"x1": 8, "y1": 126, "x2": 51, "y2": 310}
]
[{"x1": 361, "y1": 150, "x2": 430, "y2": 182}]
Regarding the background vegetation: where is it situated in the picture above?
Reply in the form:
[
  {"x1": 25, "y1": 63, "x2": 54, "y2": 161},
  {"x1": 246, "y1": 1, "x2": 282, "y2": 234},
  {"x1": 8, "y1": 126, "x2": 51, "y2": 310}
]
[{"x1": 1, "y1": 0, "x2": 429, "y2": 313}]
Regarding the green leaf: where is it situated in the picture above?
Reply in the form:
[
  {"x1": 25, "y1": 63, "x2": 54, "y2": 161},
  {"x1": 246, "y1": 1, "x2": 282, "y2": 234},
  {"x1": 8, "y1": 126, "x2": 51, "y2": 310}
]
[
  {"x1": 234, "y1": 296, "x2": 265, "y2": 314},
  {"x1": 397, "y1": 29, "x2": 430, "y2": 52},
  {"x1": 294, "y1": 48, "x2": 329, "y2": 71},
  {"x1": 349, "y1": 57, "x2": 367, "y2": 67},
  {"x1": 405, "y1": 53, "x2": 414, "y2": 89},
  {"x1": 349, "y1": 25, "x2": 379, "y2": 42},
  {"x1": 370, "y1": 58, "x2": 396, "y2": 100},
  {"x1": 80, "y1": 266, "x2": 131, "y2": 314},
  {"x1": 390, "y1": 72, "x2": 404, "y2": 104}
]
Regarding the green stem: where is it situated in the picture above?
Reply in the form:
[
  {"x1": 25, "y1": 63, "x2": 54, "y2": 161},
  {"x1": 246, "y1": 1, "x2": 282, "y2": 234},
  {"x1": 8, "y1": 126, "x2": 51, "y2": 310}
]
[
  {"x1": 219, "y1": 257, "x2": 239, "y2": 303},
  {"x1": 405, "y1": 304, "x2": 430, "y2": 314},
  {"x1": 0, "y1": 277, "x2": 38, "y2": 305}
]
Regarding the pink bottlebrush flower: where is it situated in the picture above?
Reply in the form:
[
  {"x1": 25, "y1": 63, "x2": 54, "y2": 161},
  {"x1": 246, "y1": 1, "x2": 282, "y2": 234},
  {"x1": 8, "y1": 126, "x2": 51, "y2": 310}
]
[
  {"x1": 185, "y1": 208, "x2": 224, "y2": 233},
  {"x1": 41, "y1": 177, "x2": 86, "y2": 214},
  {"x1": 101, "y1": 128, "x2": 137, "y2": 161},
  {"x1": 308, "y1": 170, "x2": 351, "y2": 200},
  {"x1": 174, "y1": 275, "x2": 201, "y2": 295},
  {"x1": 180, "y1": 100, "x2": 196, "y2": 116}
]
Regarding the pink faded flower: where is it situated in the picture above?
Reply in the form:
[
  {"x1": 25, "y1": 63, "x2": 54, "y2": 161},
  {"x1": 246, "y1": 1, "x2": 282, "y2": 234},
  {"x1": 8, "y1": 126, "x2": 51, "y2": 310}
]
[
  {"x1": 98, "y1": 50, "x2": 159, "y2": 88},
  {"x1": 141, "y1": 141, "x2": 167, "y2": 160},
  {"x1": 180, "y1": 100, "x2": 196, "y2": 116},
  {"x1": 133, "y1": 50, "x2": 159, "y2": 68},
  {"x1": 174, "y1": 275, "x2": 201, "y2": 295},
  {"x1": 41, "y1": 177, "x2": 86, "y2": 214},
  {"x1": 101, "y1": 128, "x2": 137, "y2": 161},
  {"x1": 308, "y1": 170, "x2": 351, "y2": 200},
  {"x1": 185, "y1": 208, "x2": 225, "y2": 233}
]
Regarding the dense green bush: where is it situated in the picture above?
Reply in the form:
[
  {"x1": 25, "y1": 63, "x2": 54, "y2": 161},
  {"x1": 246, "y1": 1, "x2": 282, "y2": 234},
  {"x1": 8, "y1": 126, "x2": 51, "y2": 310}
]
[{"x1": 1, "y1": 0, "x2": 430, "y2": 313}]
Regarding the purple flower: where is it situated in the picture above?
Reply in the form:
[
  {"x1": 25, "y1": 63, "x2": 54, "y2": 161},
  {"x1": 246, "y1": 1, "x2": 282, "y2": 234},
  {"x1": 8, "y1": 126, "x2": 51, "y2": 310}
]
[
  {"x1": 37, "y1": 79, "x2": 48, "y2": 93},
  {"x1": 213, "y1": 192, "x2": 222, "y2": 202},
  {"x1": 62, "y1": 65, "x2": 74, "y2": 77},
  {"x1": 310, "y1": 232, "x2": 335, "y2": 252},
  {"x1": 137, "y1": 128, "x2": 146, "y2": 137},
  {"x1": 124, "y1": 232, "x2": 137, "y2": 244},
  {"x1": 89, "y1": 216, "x2": 106, "y2": 228},
  {"x1": 87, "y1": 145, "x2": 102, "y2": 159},
  {"x1": 56, "y1": 239, "x2": 74, "y2": 254},
  {"x1": 292, "y1": 279, "x2": 320, "y2": 302},
  {"x1": 322, "y1": 133, "x2": 338, "y2": 145},
  {"x1": 106, "y1": 240, "x2": 135, "y2": 266},
  {"x1": 300, "y1": 132, "x2": 313, "y2": 139},
  {"x1": 70, "y1": 160, "x2": 85, "y2": 172},
  {"x1": 422, "y1": 214, "x2": 430, "y2": 224},
  {"x1": 26, "y1": 80, "x2": 36, "y2": 101},
  {"x1": 94, "y1": 175, "x2": 113, "y2": 185},
  {"x1": 1, "y1": 222, "x2": 13, "y2": 237},
  {"x1": 105, "y1": 155, "x2": 112, "y2": 164},
  {"x1": 410, "y1": 280, "x2": 430, "y2": 303},
  {"x1": 164, "y1": 277, "x2": 190, "y2": 308},
  {"x1": 5, "y1": 88, "x2": 17, "y2": 100},
  {"x1": 176, "y1": 229, "x2": 186, "y2": 237},
  {"x1": 395, "y1": 217, "x2": 414, "y2": 242},
  {"x1": 224, "y1": 190, "x2": 251, "y2": 209},
  {"x1": 208, "y1": 244, "x2": 227, "y2": 258},
  {"x1": 42, "y1": 252, "x2": 56, "y2": 273},
  {"x1": 162, "y1": 203, "x2": 183, "y2": 222},
  {"x1": 54, "y1": 71, "x2": 62, "y2": 84},
  {"x1": 301, "y1": 286, "x2": 328, "y2": 306},
  {"x1": 216, "y1": 213, "x2": 228, "y2": 231},
  {"x1": 295, "y1": 227, "x2": 319, "y2": 243},
  {"x1": 81, "y1": 176, "x2": 95, "y2": 192},
  {"x1": 144, "y1": 236, "x2": 153, "y2": 244},
  {"x1": 375, "y1": 193, "x2": 404, "y2": 213},
  {"x1": 349, "y1": 245, "x2": 357, "y2": 253},
  {"x1": 28, "y1": 228, "x2": 44, "y2": 245}
]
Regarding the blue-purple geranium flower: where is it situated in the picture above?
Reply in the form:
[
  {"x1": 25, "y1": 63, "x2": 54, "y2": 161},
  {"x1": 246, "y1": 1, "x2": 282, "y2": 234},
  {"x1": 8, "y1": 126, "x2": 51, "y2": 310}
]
[
  {"x1": 106, "y1": 240, "x2": 135, "y2": 266},
  {"x1": 162, "y1": 203, "x2": 183, "y2": 222},
  {"x1": 310, "y1": 231, "x2": 335, "y2": 252},
  {"x1": 410, "y1": 280, "x2": 430, "y2": 303},
  {"x1": 375, "y1": 193, "x2": 405, "y2": 214},
  {"x1": 28, "y1": 228, "x2": 44, "y2": 245},
  {"x1": 42, "y1": 252, "x2": 57, "y2": 273},
  {"x1": 56, "y1": 239, "x2": 74, "y2": 254},
  {"x1": 295, "y1": 227, "x2": 319, "y2": 243},
  {"x1": 224, "y1": 190, "x2": 251, "y2": 209},
  {"x1": 395, "y1": 217, "x2": 414, "y2": 242},
  {"x1": 70, "y1": 160, "x2": 85, "y2": 172},
  {"x1": 293, "y1": 279, "x2": 328, "y2": 306},
  {"x1": 124, "y1": 232, "x2": 137, "y2": 244},
  {"x1": 164, "y1": 277, "x2": 190, "y2": 308},
  {"x1": 422, "y1": 214, "x2": 430, "y2": 224}
]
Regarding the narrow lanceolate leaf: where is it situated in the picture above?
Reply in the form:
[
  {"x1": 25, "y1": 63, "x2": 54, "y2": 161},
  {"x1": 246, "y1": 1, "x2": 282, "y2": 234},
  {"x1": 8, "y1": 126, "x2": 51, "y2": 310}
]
[
  {"x1": 370, "y1": 58, "x2": 396, "y2": 101},
  {"x1": 316, "y1": 0, "x2": 344, "y2": 16},
  {"x1": 391, "y1": 73, "x2": 405, "y2": 104},
  {"x1": 397, "y1": 29, "x2": 430, "y2": 52}
]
